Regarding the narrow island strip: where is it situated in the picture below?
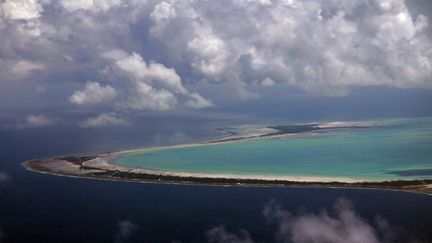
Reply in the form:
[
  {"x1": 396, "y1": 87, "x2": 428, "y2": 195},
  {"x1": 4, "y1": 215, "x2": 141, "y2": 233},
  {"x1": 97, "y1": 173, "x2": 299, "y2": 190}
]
[{"x1": 22, "y1": 122, "x2": 432, "y2": 196}]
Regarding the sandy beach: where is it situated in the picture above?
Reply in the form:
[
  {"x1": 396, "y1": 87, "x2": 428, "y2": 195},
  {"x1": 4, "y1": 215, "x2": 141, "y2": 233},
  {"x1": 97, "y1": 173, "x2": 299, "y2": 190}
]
[{"x1": 23, "y1": 155, "x2": 432, "y2": 196}]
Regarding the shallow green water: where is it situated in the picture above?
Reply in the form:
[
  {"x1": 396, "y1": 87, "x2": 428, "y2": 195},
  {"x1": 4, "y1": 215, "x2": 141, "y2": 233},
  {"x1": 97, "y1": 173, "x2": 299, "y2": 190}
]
[{"x1": 115, "y1": 118, "x2": 432, "y2": 180}]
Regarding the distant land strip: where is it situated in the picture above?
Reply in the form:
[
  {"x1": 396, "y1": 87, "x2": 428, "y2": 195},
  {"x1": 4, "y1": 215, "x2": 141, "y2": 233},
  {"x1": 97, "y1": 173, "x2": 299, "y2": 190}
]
[
  {"x1": 22, "y1": 123, "x2": 432, "y2": 196},
  {"x1": 23, "y1": 156, "x2": 432, "y2": 196}
]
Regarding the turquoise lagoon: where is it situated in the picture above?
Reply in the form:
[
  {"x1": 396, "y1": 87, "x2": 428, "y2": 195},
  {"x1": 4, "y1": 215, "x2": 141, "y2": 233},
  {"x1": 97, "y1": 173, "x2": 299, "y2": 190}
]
[{"x1": 114, "y1": 118, "x2": 432, "y2": 181}]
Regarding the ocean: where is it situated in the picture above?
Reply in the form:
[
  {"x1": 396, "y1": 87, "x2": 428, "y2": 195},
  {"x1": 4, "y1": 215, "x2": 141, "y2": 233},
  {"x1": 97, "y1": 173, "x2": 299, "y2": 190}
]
[{"x1": 0, "y1": 118, "x2": 432, "y2": 242}]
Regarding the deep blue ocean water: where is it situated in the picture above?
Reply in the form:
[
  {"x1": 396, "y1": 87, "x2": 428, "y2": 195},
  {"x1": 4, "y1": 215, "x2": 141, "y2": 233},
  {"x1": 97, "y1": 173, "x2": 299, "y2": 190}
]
[{"x1": 0, "y1": 123, "x2": 432, "y2": 242}]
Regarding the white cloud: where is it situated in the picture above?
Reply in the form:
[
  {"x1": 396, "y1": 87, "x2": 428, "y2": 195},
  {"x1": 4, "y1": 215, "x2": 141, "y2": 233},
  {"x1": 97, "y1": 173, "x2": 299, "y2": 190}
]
[
  {"x1": 14, "y1": 114, "x2": 53, "y2": 129},
  {"x1": 114, "y1": 220, "x2": 138, "y2": 243},
  {"x1": 0, "y1": 171, "x2": 10, "y2": 183},
  {"x1": 60, "y1": 0, "x2": 122, "y2": 12},
  {"x1": 150, "y1": 1, "x2": 177, "y2": 23},
  {"x1": 263, "y1": 198, "x2": 395, "y2": 243},
  {"x1": 126, "y1": 82, "x2": 178, "y2": 111},
  {"x1": 0, "y1": 0, "x2": 43, "y2": 20},
  {"x1": 60, "y1": 0, "x2": 94, "y2": 12},
  {"x1": 260, "y1": 77, "x2": 275, "y2": 87},
  {"x1": 80, "y1": 113, "x2": 128, "y2": 127},
  {"x1": 11, "y1": 60, "x2": 44, "y2": 75},
  {"x1": 187, "y1": 28, "x2": 229, "y2": 77},
  {"x1": 70, "y1": 81, "x2": 117, "y2": 105},
  {"x1": 0, "y1": 60, "x2": 44, "y2": 82},
  {"x1": 148, "y1": 0, "x2": 432, "y2": 95},
  {"x1": 1, "y1": 115, "x2": 52, "y2": 130},
  {"x1": 185, "y1": 92, "x2": 213, "y2": 108},
  {"x1": 205, "y1": 198, "x2": 403, "y2": 243},
  {"x1": 104, "y1": 51, "x2": 213, "y2": 111},
  {"x1": 113, "y1": 52, "x2": 187, "y2": 94},
  {"x1": 26, "y1": 114, "x2": 52, "y2": 127}
]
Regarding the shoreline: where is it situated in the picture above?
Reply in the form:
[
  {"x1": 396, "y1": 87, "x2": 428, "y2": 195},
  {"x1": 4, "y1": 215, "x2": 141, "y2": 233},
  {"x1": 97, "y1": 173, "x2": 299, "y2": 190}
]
[
  {"x1": 22, "y1": 122, "x2": 432, "y2": 196},
  {"x1": 23, "y1": 158, "x2": 432, "y2": 196}
]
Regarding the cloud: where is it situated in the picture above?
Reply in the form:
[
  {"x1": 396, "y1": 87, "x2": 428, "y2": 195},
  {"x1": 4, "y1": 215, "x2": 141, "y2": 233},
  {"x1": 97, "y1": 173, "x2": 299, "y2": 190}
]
[
  {"x1": 80, "y1": 113, "x2": 128, "y2": 127},
  {"x1": 60, "y1": 0, "x2": 122, "y2": 12},
  {"x1": 0, "y1": 0, "x2": 431, "y2": 120},
  {"x1": 125, "y1": 81, "x2": 179, "y2": 111},
  {"x1": 205, "y1": 198, "x2": 409, "y2": 243},
  {"x1": 24, "y1": 114, "x2": 52, "y2": 127},
  {"x1": 114, "y1": 220, "x2": 139, "y2": 243},
  {"x1": 104, "y1": 51, "x2": 213, "y2": 111},
  {"x1": 70, "y1": 81, "x2": 118, "y2": 105},
  {"x1": 0, "y1": 60, "x2": 44, "y2": 82},
  {"x1": 0, "y1": 171, "x2": 10, "y2": 183},
  {"x1": 0, "y1": 0, "x2": 43, "y2": 20},
  {"x1": 206, "y1": 226, "x2": 254, "y2": 243},
  {"x1": 148, "y1": 0, "x2": 432, "y2": 95},
  {"x1": 185, "y1": 92, "x2": 214, "y2": 109},
  {"x1": 263, "y1": 198, "x2": 399, "y2": 243},
  {"x1": 10, "y1": 60, "x2": 44, "y2": 77},
  {"x1": 11, "y1": 114, "x2": 53, "y2": 129},
  {"x1": 260, "y1": 78, "x2": 275, "y2": 87},
  {"x1": 112, "y1": 52, "x2": 187, "y2": 94}
]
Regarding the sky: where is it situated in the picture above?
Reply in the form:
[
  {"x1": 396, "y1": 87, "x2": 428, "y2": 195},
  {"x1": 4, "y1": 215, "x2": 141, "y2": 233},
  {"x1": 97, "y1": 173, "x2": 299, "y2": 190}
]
[{"x1": 0, "y1": 0, "x2": 431, "y2": 134}]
